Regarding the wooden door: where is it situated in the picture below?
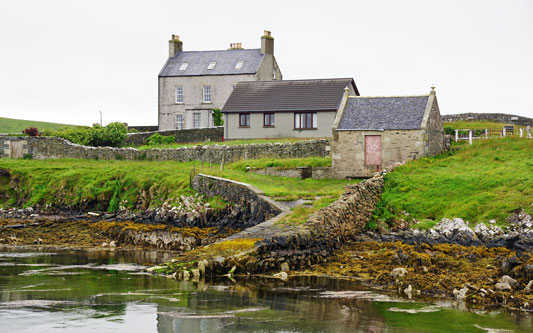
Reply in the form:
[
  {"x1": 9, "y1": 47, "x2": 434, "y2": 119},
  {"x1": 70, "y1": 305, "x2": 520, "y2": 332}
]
[
  {"x1": 365, "y1": 135, "x2": 381, "y2": 166},
  {"x1": 10, "y1": 141, "x2": 23, "y2": 159}
]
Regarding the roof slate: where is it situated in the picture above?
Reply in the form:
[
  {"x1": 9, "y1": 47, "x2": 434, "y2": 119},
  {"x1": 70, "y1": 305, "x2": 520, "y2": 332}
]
[
  {"x1": 159, "y1": 49, "x2": 264, "y2": 77},
  {"x1": 338, "y1": 96, "x2": 429, "y2": 130},
  {"x1": 222, "y1": 78, "x2": 355, "y2": 113}
]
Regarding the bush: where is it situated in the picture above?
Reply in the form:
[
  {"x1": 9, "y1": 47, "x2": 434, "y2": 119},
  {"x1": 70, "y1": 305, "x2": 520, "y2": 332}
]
[
  {"x1": 45, "y1": 122, "x2": 127, "y2": 147},
  {"x1": 146, "y1": 133, "x2": 175, "y2": 146},
  {"x1": 444, "y1": 126, "x2": 455, "y2": 135},
  {"x1": 213, "y1": 108, "x2": 224, "y2": 126},
  {"x1": 22, "y1": 127, "x2": 40, "y2": 136}
]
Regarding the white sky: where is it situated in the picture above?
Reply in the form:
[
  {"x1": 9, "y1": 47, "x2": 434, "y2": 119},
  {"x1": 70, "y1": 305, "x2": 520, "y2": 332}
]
[{"x1": 0, "y1": 0, "x2": 532, "y2": 126}]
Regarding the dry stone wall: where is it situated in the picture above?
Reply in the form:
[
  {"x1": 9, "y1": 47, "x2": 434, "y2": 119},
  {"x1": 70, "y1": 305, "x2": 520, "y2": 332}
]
[
  {"x1": 124, "y1": 127, "x2": 223, "y2": 146},
  {"x1": 442, "y1": 113, "x2": 533, "y2": 126},
  {"x1": 0, "y1": 136, "x2": 329, "y2": 163}
]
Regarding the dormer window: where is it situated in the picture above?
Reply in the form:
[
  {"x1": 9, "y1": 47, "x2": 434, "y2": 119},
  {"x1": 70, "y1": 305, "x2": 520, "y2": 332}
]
[
  {"x1": 235, "y1": 61, "x2": 244, "y2": 69},
  {"x1": 207, "y1": 61, "x2": 216, "y2": 70},
  {"x1": 179, "y1": 62, "x2": 189, "y2": 71}
]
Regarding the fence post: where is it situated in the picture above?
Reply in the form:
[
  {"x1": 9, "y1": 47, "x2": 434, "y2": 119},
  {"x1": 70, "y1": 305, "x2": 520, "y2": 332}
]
[
  {"x1": 485, "y1": 129, "x2": 488, "y2": 139},
  {"x1": 469, "y1": 130, "x2": 472, "y2": 145},
  {"x1": 455, "y1": 129, "x2": 458, "y2": 142},
  {"x1": 503, "y1": 127, "x2": 506, "y2": 137},
  {"x1": 520, "y1": 128, "x2": 523, "y2": 138}
]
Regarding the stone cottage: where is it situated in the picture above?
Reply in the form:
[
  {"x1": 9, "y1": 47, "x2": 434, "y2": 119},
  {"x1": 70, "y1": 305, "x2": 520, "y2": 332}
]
[
  {"x1": 331, "y1": 87, "x2": 444, "y2": 178},
  {"x1": 158, "y1": 31, "x2": 282, "y2": 131},
  {"x1": 221, "y1": 78, "x2": 359, "y2": 139}
]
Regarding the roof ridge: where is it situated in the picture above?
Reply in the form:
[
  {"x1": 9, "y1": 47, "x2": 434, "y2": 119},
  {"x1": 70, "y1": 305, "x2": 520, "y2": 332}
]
[
  {"x1": 177, "y1": 48, "x2": 261, "y2": 54},
  {"x1": 238, "y1": 78, "x2": 353, "y2": 84},
  {"x1": 350, "y1": 95, "x2": 429, "y2": 98}
]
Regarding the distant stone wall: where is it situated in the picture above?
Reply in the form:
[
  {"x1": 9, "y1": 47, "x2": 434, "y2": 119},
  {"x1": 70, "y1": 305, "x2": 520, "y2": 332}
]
[
  {"x1": 442, "y1": 113, "x2": 533, "y2": 126},
  {"x1": 0, "y1": 135, "x2": 329, "y2": 164},
  {"x1": 124, "y1": 127, "x2": 224, "y2": 146},
  {"x1": 251, "y1": 166, "x2": 336, "y2": 179},
  {"x1": 127, "y1": 125, "x2": 158, "y2": 132},
  {"x1": 191, "y1": 174, "x2": 286, "y2": 225}
]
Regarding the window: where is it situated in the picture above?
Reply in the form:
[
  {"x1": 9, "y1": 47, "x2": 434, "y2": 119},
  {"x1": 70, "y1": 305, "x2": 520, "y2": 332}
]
[
  {"x1": 235, "y1": 61, "x2": 244, "y2": 69},
  {"x1": 239, "y1": 113, "x2": 250, "y2": 127},
  {"x1": 179, "y1": 62, "x2": 189, "y2": 71},
  {"x1": 175, "y1": 114, "x2": 184, "y2": 130},
  {"x1": 294, "y1": 112, "x2": 317, "y2": 129},
  {"x1": 264, "y1": 113, "x2": 275, "y2": 127},
  {"x1": 175, "y1": 86, "x2": 183, "y2": 103},
  {"x1": 193, "y1": 112, "x2": 201, "y2": 128},
  {"x1": 207, "y1": 61, "x2": 216, "y2": 70},
  {"x1": 203, "y1": 85, "x2": 211, "y2": 103}
]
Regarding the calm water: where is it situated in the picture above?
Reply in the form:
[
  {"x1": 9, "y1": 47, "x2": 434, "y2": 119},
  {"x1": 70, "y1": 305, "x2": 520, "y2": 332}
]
[{"x1": 0, "y1": 246, "x2": 532, "y2": 332}]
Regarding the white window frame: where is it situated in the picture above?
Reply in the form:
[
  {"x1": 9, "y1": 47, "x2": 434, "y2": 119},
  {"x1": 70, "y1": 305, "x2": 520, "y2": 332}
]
[
  {"x1": 203, "y1": 85, "x2": 212, "y2": 103},
  {"x1": 175, "y1": 114, "x2": 184, "y2": 130},
  {"x1": 235, "y1": 61, "x2": 244, "y2": 69},
  {"x1": 179, "y1": 62, "x2": 189, "y2": 71},
  {"x1": 294, "y1": 112, "x2": 317, "y2": 129},
  {"x1": 207, "y1": 61, "x2": 216, "y2": 70},
  {"x1": 175, "y1": 86, "x2": 183, "y2": 104},
  {"x1": 193, "y1": 112, "x2": 202, "y2": 128}
]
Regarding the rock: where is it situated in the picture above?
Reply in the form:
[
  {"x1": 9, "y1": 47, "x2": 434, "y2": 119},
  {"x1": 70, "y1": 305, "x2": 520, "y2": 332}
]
[
  {"x1": 432, "y1": 218, "x2": 477, "y2": 242},
  {"x1": 198, "y1": 260, "x2": 208, "y2": 276},
  {"x1": 191, "y1": 269, "x2": 200, "y2": 279},
  {"x1": 495, "y1": 282, "x2": 511, "y2": 291},
  {"x1": 182, "y1": 270, "x2": 190, "y2": 280},
  {"x1": 88, "y1": 212, "x2": 100, "y2": 217},
  {"x1": 524, "y1": 280, "x2": 533, "y2": 293},
  {"x1": 422, "y1": 266, "x2": 429, "y2": 273},
  {"x1": 280, "y1": 262, "x2": 290, "y2": 273},
  {"x1": 391, "y1": 267, "x2": 408, "y2": 278},
  {"x1": 453, "y1": 286, "x2": 469, "y2": 301},
  {"x1": 273, "y1": 271, "x2": 288, "y2": 281},
  {"x1": 499, "y1": 275, "x2": 518, "y2": 287},
  {"x1": 489, "y1": 219, "x2": 497, "y2": 224},
  {"x1": 404, "y1": 285, "x2": 413, "y2": 299},
  {"x1": 109, "y1": 240, "x2": 116, "y2": 247},
  {"x1": 101, "y1": 242, "x2": 108, "y2": 247}
]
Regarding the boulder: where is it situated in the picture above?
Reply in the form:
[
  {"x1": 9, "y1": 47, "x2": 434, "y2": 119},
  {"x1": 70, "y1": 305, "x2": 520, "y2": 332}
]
[
  {"x1": 391, "y1": 267, "x2": 408, "y2": 278},
  {"x1": 499, "y1": 275, "x2": 518, "y2": 287}
]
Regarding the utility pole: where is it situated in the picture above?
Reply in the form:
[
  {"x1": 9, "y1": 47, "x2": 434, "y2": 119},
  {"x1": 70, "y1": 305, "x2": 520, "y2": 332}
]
[{"x1": 99, "y1": 110, "x2": 103, "y2": 126}]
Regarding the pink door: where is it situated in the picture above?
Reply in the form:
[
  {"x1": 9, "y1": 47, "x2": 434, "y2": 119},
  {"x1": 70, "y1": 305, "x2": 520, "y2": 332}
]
[{"x1": 365, "y1": 135, "x2": 381, "y2": 166}]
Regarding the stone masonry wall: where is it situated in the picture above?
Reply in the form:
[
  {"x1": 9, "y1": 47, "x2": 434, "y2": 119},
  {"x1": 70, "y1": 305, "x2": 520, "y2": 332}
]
[
  {"x1": 191, "y1": 174, "x2": 286, "y2": 225},
  {"x1": 0, "y1": 136, "x2": 329, "y2": 163},
  {"x1": 124, "y1": 127, "x2": 224, "y2": 146},
  {"x1": 442, "y1": 113, "x2": 533, "y2": 126}
]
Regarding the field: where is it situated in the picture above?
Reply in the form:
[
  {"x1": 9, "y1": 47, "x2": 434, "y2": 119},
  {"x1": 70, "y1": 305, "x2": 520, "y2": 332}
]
[
  {"x1": 0, "y1": 117, "x2": 77, "y2": 134},
  {"x1": 372, "y1": 137, "x2": 533, "y2": 228},
  {"x1": 136, "y1": 137, "x2": 316, "y2": 149},
  {"x1": 444, "y1": 120, "x2": 526, "y2": 131}
]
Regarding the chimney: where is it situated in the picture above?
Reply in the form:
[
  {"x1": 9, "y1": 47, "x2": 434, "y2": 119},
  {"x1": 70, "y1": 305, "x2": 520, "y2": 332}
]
[
  {"x1": 169, "y1": 34, "x2": 183, "y2": 58},
  {"x1": 228, "y1": 43, "x2": 243, "y2": 50},
  {"x1": 430, "y1": 85, "x2": 436, "y2": 95},
  {"x1": 261, "y1": 30, "x2": 274, "y2": 55}
]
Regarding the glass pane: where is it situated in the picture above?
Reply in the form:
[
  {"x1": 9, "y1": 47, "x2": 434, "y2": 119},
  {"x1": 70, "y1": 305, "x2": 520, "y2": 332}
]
[
  {"x1": 246, "y1": 114, "x2": 250, "y2": 126},
  {"x1": 306, "y1": 113, "x2": 312, "y2": 128},
  {"x1": 313, "y1": 113, "x2": 317, "y2": 128},
  {"x1": 295, "y1": 113, "x2": 300, "y2": 128}
]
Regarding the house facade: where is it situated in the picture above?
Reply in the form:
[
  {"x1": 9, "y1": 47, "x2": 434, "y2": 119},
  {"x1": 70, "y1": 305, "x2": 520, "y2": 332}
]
[
  {"x1": 158, "y1": 31, "x2": 282, "y2": 131},
  {"x1": 331, "y1": 88, "x2": 445, "y2": 178},
  {"x1": 221, "y1": 78, "x2": 359, "y2": 139}
]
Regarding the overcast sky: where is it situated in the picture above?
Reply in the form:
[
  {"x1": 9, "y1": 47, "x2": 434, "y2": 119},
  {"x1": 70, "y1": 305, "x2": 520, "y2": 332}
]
[{"x1": 1, "y1": 0, "x2": 532, "y2": 126}]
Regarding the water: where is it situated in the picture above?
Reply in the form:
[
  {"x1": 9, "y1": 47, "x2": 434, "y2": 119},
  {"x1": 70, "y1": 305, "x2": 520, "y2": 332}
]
[{"x1": 0, "y1": 246, "x2": 532, "y2": 332}]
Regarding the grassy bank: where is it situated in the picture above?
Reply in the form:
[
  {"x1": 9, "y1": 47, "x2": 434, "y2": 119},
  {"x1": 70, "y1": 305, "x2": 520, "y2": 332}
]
[
  {"x1": 372, "y1": 138, "x2": 532, "y2": 229},
  {"x1": 0, "y1": 117, "x2": 77, "y2": 134},
  {"x1": 0, "y1": 157, "x2": 350, "y2": 212},
  {"x1": 444, "y1": 120, "x2": 525, "y2": 130}
]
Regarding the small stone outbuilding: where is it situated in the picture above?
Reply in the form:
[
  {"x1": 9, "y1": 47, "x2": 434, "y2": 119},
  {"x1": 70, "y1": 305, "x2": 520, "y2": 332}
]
[{"x1": 331, "y1": 88, "x2": 444, "y2": 178}]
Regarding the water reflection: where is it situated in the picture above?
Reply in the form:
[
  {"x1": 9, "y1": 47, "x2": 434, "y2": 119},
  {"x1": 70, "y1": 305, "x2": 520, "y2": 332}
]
[{"x1": 0, "y1": 247, "x2": 532, "y2": 332}]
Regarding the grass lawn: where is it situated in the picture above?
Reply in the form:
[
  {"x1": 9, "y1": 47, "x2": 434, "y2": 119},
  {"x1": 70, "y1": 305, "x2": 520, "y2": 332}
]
[
  {"x1": 0, "y1": 157, "x2": 351, "y2": 212},
  {"x1": 0, "y1": 117, "x2": 78, "y2": 134},
  {"x1": 444, "y1": 120, "x2": 526, "y2": 131},
  {"x1": 373, "y1": 137, "x2": 533, "y2": 228},
  {"x1": 135, "y1": 137, "x2": 318, "y2": 149}
]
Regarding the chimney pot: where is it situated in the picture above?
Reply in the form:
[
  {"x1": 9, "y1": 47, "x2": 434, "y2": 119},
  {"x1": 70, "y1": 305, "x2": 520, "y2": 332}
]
[
  {"x1": 261, "y1": 30, "x2": 274, "y2": 55},
  {"x1": 169, "y1": 34, "x2": 183, "y2": 58}
]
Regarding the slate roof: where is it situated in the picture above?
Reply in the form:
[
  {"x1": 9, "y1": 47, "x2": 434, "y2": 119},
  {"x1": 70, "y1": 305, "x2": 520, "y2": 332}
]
[
  {"x1": 337, "y1": 96, "x2": 429, "y2": 130},
  {"x1": 159, "y1": 49, "x2": 264, "y2": 77},
  {"x1": 222, "y1": 78, "x2": 357, "y2": 113}
]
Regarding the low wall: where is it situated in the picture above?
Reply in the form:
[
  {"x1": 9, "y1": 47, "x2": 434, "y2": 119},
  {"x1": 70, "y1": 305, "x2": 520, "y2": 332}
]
[
  {"x1": 442, "y1": 113, "x2": 533, "y2": 126},
  {"x1": 191, "y1": 174, "x2": 286, "y2": 225},
  {"x1": 124, "y1": 127, "x2": 224, "y2": 146},
  {"x1": 251, "y1": 166, "x2": 337, "y2": 179},
  {"x1": 127, "y1": 125, "x2": 159, "y2": 132},
  {"x1": 0, "y1": 136, "x2": 330, "y2": 163}
]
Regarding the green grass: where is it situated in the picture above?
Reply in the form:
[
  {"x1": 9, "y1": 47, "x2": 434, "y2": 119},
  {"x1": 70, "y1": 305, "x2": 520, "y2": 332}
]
[
  {"x1": 0, "y1": 117, "x2": 78, "y2": 134},
  {"x1": 0, "y1": 157, "x2": 352, "y2": 211},
  {"x1": 276, "y1": 196, "x2": 340, "y2": 226},
  {"x1": 136, "y1": 137, "x2": 316, "y2": 149},
  {"x1": 374, "y1": 137, "x2": 533, "y2": 228},
  {"x1": 227, "y1": 157, "x2": 331, "y2": 172},
  {"x1": 444, "y1": 120, "x2": 525, "y2": 130}
]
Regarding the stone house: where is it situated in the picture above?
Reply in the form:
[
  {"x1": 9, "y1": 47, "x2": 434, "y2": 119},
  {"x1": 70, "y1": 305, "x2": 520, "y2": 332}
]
[
  {"x1": 158, "y1": 31, "x2": 282, "y2": 131},
  {"x1": 221, "y1": 78, "x2": 359, "y2": 139},
  {"x1": 331, "y1": 87, "x2": 444, "y2": 178}
]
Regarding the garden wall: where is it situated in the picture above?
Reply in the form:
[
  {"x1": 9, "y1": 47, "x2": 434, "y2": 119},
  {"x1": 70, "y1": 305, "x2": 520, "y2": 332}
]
[
  {"x1": 442, "y1": 113, "x2": 533, "y2": 126},
  {"x1": 124, "y1": 127, "x2": 224, "y2": 146},
  {"x1": 0, "y1": 136, "x2": 330, "y2": 163}
]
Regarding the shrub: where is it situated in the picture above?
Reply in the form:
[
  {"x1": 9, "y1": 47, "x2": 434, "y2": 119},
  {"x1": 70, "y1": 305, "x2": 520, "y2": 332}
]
[
  {"x1": 444, "y1": 126, "x2": 455, "y2": 135},
  {"x1": 46, "y1": 122, "x2": 127, "y2": 147},
  {"x1": 22, "y1": 127, "x2": 40, "y2": 136},
  {"x1": 146, "y1": 133, "x2": 175, "y2": 145},
  {"x1": 213, "y1": 108, "x2": 224, "y2": 126}
]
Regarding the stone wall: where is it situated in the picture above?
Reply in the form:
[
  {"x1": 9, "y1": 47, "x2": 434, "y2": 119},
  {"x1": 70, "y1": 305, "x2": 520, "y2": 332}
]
[
  {"x1": 127, "y1": 125, "x2": 158, "y2": 132},
  {"x1": 124, "y1": 127, "x2": 223, "y2": 146},
  {"x1": 0, "y1": 136, "x2": 329, "y2": 163},
  {"x1": 442, "y1": 113, "x2": 533, "y2": 126},
  {"x1": 251, "y1": 166, "x2": 336, "y2": 179},
  {"x1": 191, "y1": 174, "x2": 286, "y2": 225}
]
